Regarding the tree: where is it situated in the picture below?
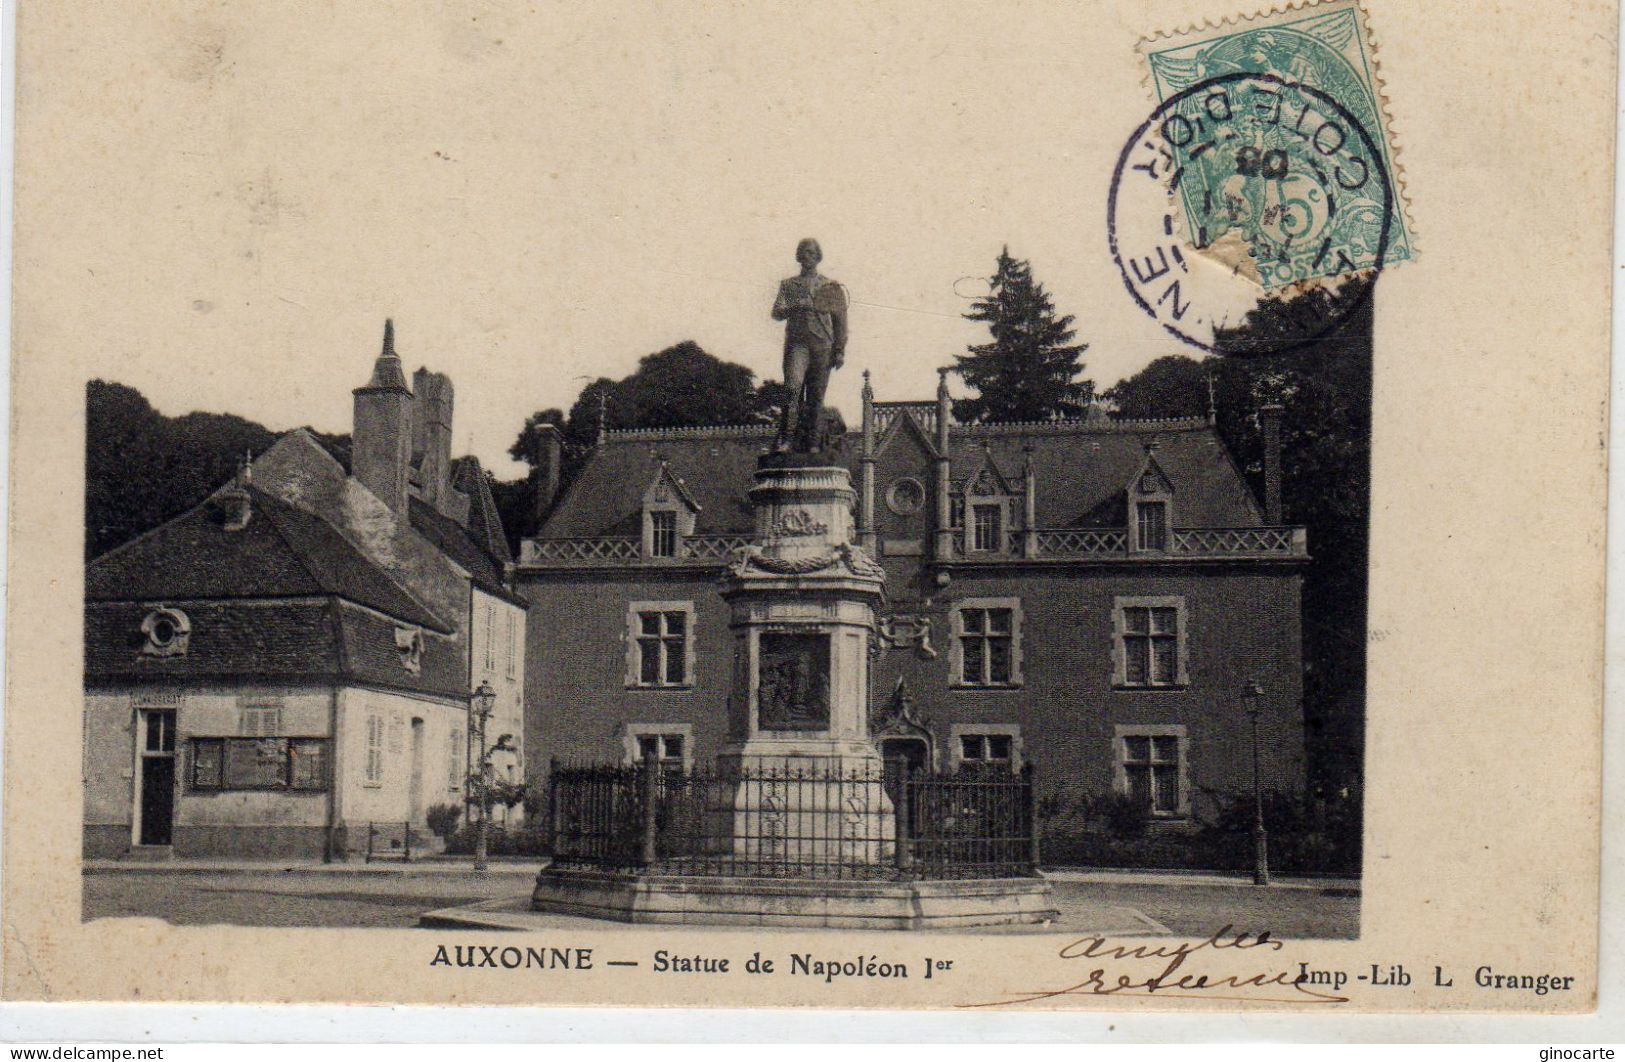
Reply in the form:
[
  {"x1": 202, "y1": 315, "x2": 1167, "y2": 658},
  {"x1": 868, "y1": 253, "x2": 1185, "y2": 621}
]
[
  {"x1": 84, "y1": 380, "x2": 349, "y2": 560},
  {"x1": 1102, "y1": 354, "x2": 1211, "y2": 420},
  {"x1": 954, "y1": 247, "x2": 1093, "y2": 423},
  {"x1": 505, "y1": 342, "x2": 785, "y2": 535}
]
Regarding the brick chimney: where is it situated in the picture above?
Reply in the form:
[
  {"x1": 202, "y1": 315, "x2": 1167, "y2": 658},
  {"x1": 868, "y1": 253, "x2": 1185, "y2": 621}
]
[
  {"x1": 532, "y1": 422, "x2": 562, "y2": 524},
  {"x1": 1260, "y1": 404, "x2": 1284, "y2": 523},
  {"x1": 352, "y1": 319, "x2": 413, "y2": 513}
]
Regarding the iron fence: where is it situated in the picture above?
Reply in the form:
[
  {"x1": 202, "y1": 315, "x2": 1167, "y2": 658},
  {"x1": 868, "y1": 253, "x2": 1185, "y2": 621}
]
[{"x1": 548, "y1": 756, "x2": 1039, "y2": 880}]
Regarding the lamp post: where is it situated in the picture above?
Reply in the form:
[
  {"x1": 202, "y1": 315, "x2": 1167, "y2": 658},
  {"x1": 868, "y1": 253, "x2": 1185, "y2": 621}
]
[
  {"x1": 1242, "y1": 679, "x2": 1270, "y2": 886},
  {"x1": 469, "y1": 680, "x2": 497, "y2": 872}
]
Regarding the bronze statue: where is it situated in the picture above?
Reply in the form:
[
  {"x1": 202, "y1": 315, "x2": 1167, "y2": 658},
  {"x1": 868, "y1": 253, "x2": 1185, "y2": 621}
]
[{"x1": 771, "y1": 238, "x2": 848, "y2": 454}]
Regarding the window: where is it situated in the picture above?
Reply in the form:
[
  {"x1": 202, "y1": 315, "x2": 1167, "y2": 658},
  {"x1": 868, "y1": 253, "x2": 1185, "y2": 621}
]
[
  {"x1": 636, "y1": 733, "x2": 683, "y2": 765},
  {"x1": 238, "y1": 702, "x2": 282, "y2": 737},
  {"x1": 190, "y1": 737, "x2": 329, "y2": 791},
  {"x1": 960, "y1": 733, "x2": 1010, "y2": 763},
  {"x1": 951, "y1": 598, "x2": 1023, "y2": 688},
  {"x1": 143, "y1": 711, "x2": 176, "y2": 753},
  {"x1": 886, "y1": 477, "x2": 926, "y2": 516},
  {"x1": 364, "y1": 713, "x2": 385, "y2": 785},
  {"x1": 1128, "y1": 455, "x2": 1174, "y2": 554},
  {"x1": 395, "y1": 627, "x2": 423, "y2": 674},
  {"x1": 1116, "y1": 726, "x2": 1187, "y2": 817},
  {"x1": 949, "y1": 725, "x2": 1022, "y2": 773},
  {"x1": 622, "y1": 724, "x2": 694, "y2": 771},
  {"x1": 483, "y1": 603, "x2": 496, "y2": 671},
  {"x1": 140, "y1": 607, "x2": 191, "y2": 658},
  {"x1": 1136, "y1": 501, "x2": 1168, "y2": 551},
  {"x1": 971, "y1": 503, "x2": 1003, "y2": 552},
  {"x1": 505, "y1": 610, "x2": 517, "y2": 679},
  {"x1": 626, "y1": 602, "x2": 696, "y2": 688},
  {"x1": 649, "y1": 510, "x2": 677, "y2": 558},
  {"x1": 448, "y1": 726, "x2": 464, "y2": 792},
  {"x1": 1113, "y1": 596, "x2": 1188, "y2": 688}
]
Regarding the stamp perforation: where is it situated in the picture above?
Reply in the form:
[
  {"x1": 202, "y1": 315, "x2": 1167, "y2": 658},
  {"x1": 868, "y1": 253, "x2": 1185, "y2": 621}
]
[{"x1": 1133, "y1": 0, "x2": 1418, "y2": 269}]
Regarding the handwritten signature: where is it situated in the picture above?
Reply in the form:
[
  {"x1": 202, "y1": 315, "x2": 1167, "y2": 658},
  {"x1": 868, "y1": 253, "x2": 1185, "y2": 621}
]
[{"x1": 960, "y1": 926, "x2": 1350, "y2": 1008}]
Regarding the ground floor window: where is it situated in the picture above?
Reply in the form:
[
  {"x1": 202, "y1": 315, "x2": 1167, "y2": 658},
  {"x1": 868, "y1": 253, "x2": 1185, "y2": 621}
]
[
  {"x1": 1114, "y1": 725, "x2": 1188, "y2": 817},
  {"x1": 620, "y1": 723, "x2": 693, "y2": 772},
  {"x1": 948, "y1": 724, "x2": 1023, "y2": 773},
  {"x1": 190, "y1": 737, "x2": 329, "y2": 791}
]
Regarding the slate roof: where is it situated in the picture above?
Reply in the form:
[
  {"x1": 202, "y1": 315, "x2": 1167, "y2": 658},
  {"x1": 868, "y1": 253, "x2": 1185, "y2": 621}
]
[
  {"x1": 535, "y1": 416, "x2": 1264, "y2": 538},
  {"x1": 84, "y1": 599, "x2": 466, "y2": 698},
  {"x1": 87, "y1": 485, "x2": 451, "y2": 633},
  {"x1": 450, "y1": 456, "x2": 513, "y2": 565},
  {"x1": 408, "y1": 496, "x2": 526, "y2": 607}
]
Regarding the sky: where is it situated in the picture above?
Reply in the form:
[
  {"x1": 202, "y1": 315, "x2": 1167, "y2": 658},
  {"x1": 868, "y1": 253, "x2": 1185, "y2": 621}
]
[{"x1": 29, "y1": 1, "x2": 1210, "y2": 479}]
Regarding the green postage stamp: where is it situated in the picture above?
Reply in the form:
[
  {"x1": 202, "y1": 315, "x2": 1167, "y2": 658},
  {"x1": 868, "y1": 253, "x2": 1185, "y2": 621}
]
[{"x1": 1137, "y1": 0, "x2": 1413, "y2": 289}]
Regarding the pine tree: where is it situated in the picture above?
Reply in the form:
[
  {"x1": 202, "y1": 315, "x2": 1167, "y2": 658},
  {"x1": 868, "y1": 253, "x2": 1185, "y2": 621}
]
[{"x1": 954, "y1": 247, "x2": 1093, "y2": 423}]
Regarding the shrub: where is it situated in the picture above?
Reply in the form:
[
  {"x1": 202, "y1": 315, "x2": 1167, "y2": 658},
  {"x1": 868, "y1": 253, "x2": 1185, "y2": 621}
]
[
  {"x1": 425, "y1": 803, "x2": 463, "y2": 844},
  {"x1": 442, "y1": 821, "x2": 551, "y2": 858}
]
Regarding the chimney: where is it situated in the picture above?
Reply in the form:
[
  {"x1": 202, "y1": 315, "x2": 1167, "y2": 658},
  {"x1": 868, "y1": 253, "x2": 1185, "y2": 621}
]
[
  {"x1": 1260, "y1": 404, "x2": 1284, "y2": 523},
  {"x1": 214, "y1": 454, "x2": 254, "y2": 532},
  {"x1": 933, "y1": 367, "x2": 954, "y2": 561},
  {"x1": 411, "y1": 367, "x2": 456, "y2": 512},
  {"x1": 532, "y1": 423, "x2": 562, "y2": 524},
  {"x1": 352, "y1": 319, "x2": 413, "y2": 513}
]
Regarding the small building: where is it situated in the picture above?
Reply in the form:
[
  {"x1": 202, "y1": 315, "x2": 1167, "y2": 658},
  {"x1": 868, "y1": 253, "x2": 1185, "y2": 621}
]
[
  {"x1": 82, "y1": 323, "x2": 526, "y2": 859},
  {"x1": 514, "y1": 372, "x2": 1307, "y2": 825}
]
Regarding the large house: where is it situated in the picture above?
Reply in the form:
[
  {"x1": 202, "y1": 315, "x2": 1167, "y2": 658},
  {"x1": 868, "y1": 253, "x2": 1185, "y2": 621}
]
[
  {"x1": 83, "y1": 324, "x2": 526, "y2": 859},
  {"x1": 515, "y1": 371, "x2": 1307, "y2": 822}
]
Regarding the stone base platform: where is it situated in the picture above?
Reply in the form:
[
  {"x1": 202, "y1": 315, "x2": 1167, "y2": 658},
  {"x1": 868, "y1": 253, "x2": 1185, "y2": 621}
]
[{"x1": 523, "y1": 867, "x2": 1059, "y2": 930}]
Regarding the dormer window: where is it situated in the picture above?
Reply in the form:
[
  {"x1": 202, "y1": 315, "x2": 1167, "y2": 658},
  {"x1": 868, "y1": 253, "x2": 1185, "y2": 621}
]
[
  {"x1": 395, "y1": 627, "x2": 424, "y2": 674},
  {"x1": 140, "y1": 607, "x2": 191, "y2": 658},
  {"x1": 1127, "y1": 445, "x2": 1175, "y2": 554},
  {"x1": 641, "y1": 461, "x2": 701, "y2": 560},
  {"x1": 959, "y1": 448, "x2": 1018, "y2": 556},
  {"x1": 1136, "y1": 500, "x2": 1168, "y2": 551},
  {"x1": 649, "y1": 510, "x2": 677, "y2": 558},
  {"x1": 971, "y1": 503, "x2": 1004, "y2": 552}
]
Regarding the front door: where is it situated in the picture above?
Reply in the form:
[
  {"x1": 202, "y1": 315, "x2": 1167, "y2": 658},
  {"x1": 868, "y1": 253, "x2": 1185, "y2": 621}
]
[
  {"x1": 880, "y1": 736, "x2": 930, "y2": 774},
  {"x1": 137, "y1": 709, "x2": 177, "y2": 846}
]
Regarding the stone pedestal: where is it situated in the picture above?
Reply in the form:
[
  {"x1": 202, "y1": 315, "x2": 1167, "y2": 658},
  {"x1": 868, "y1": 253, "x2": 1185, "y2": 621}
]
[{"x1": 717, "y1": 462, "x2": 893, "y2": 866}]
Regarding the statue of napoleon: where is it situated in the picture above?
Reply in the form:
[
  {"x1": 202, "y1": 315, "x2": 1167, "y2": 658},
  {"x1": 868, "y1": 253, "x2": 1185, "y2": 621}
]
[{"x1": 771, "y1": 238, "x2": 849, "y2": 454}]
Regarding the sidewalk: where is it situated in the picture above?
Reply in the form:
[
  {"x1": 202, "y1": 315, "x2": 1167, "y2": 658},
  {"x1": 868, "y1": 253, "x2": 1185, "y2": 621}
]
[
  {"x1": 83, "y1": 857, "x2": 538, "y2": 878},
  {"x1": 1042, "y1": 867, "x2": 1360, "y2": 894},
  {"x1": 83, "y1": 858, "x2": 1358, "y2": 893}
]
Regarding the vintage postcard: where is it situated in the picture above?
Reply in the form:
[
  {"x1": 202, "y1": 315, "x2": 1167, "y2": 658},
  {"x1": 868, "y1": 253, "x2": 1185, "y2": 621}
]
[{"x1": 1, "y1": 0, "x2": 1611, "y2": 1017}]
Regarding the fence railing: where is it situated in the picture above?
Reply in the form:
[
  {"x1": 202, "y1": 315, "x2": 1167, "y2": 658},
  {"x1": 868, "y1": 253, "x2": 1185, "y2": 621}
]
[
  {"x1": 525, "y1": 526, "x2": 1306, "y2": 565},
  {"x1": 365, "y1": 820, "x2": 414, "y2": 863},
  {"x1": 548, "y1": 756, "x2": 1039, "y2": 880}
]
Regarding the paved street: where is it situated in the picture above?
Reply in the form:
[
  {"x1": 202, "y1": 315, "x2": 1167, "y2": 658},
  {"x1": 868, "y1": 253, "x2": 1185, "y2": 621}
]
[
  {"x1": 84, "y1": 867, "x2": 1358, "y2": 938},
  {"x1": 83, "y1": 869, "x2": 532, "y2": 929}
]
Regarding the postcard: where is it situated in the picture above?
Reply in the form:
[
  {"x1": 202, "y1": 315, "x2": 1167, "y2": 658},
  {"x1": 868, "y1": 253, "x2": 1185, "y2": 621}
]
[{"x1": 2, "y1": 0, "x2": 1611, "y2": 1014}]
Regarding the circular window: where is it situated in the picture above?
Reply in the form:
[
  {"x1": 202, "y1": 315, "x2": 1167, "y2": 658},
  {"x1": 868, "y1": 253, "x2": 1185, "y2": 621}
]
[
  {"x1": 140, "y1": 607, "x2": 192, "y2": 658},
  {"x1": 149, "y1": 616, "x2": 177, "y2": 647},
  {"x1": 886, "y1": 477, "x2": 926, "y2": 516}
]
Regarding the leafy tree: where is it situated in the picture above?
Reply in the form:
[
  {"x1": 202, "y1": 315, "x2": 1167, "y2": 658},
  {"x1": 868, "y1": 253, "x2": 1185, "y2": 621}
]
[
  {"x1": 1102, "y1": 354, "x2": 1211, "y2": 420},
  {"x1": 954, "y1": 247, "x2": 1093, "y2": 423},
  {"x1": 505, "y1": 342, "x2": 785, "y2": 534},
  {"x1": 84, "y1": 380, "x2": 348, "y2": 560}
]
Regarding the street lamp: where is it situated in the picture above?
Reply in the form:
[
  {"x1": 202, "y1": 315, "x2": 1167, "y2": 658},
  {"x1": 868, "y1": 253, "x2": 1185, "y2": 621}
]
[
  {"x1": 1242, "y1": 679, "x2": 1270, "y2": 886},
  {"x1": 469, "y1": 680, "x2": 497, "y2": 872}
]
